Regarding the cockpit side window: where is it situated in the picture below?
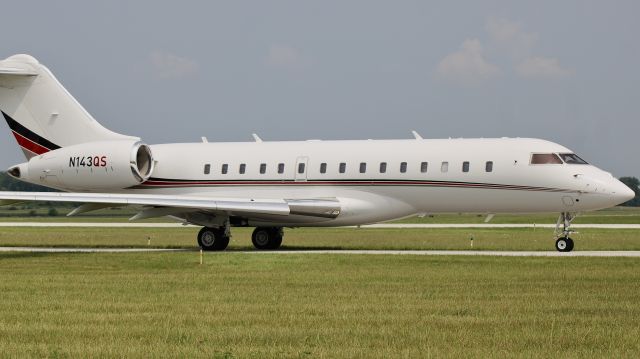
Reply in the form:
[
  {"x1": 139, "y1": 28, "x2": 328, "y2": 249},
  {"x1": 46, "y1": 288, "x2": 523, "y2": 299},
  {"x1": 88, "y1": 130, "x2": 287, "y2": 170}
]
[
  {"x1": 530, "y1": 153, "x2": 563, "y2": 165},
  {"x1": 558, "y1": 153, "x2": 588, "y2": 165}
]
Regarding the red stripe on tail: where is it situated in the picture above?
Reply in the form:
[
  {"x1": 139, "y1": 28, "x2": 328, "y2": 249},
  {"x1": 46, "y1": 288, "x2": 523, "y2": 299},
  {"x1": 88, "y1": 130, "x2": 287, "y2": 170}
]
[{"x1": 12, "y1": 131, "x2": 51, "y2": 155}]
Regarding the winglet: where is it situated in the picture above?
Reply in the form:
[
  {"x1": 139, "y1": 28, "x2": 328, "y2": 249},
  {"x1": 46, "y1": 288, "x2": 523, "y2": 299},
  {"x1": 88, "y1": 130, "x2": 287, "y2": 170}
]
[{"x1": 411, "y1": 130, "x2": 423, "y2": 140}]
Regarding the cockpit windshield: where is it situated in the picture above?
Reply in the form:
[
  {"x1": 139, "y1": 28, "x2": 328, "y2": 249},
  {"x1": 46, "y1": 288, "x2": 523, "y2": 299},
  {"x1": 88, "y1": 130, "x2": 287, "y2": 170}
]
[
  {"x1": 530, "y1": 153, "x2": 589, "y2": 165},
  {"x1": 558, "y1": 153, "x2": 588, "y2": 165},
  {"x1": 530, "y1": 153, "x2": 563, "y2": 164}
]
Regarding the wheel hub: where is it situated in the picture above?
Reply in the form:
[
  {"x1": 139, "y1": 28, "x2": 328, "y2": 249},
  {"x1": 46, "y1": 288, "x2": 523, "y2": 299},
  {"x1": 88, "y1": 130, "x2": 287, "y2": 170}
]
[
  {"x1": 255, "y1": 231, "x2": 269, "y2": 246},
  {"x1": 201, "y1": 232, "x2": 216, "y2": 246}
]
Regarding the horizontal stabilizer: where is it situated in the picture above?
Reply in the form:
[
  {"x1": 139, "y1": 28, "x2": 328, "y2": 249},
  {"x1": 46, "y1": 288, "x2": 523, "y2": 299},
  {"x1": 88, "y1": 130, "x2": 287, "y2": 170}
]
[{"x1": 0, "y1": 67, "x2": 37, "y2": 76}]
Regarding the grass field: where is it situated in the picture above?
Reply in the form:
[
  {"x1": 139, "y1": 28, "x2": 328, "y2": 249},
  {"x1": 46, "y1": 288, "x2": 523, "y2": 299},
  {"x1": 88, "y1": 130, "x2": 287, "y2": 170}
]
[
  {"x1": 1, "y1": 206, "x2": 640, "y2": 224},
  {"x1": 2, "y1": 212, "x2": 640, "y2": 357},
  {"x1": 0, "y1": 252, "x2": 639, "y2": 357},
  {"x1": 2, "y1": 226, "x2": 640, "y2": 251}
]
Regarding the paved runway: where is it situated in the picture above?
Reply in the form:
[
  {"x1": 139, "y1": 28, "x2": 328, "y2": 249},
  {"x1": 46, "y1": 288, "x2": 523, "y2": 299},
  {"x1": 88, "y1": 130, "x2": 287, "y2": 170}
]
[
  {"x1": 1, "y1": 246, "x2": 640, "y2": 257},
  {"x1": 1, "y1": 222, "x2": 639, "y2": 229}
]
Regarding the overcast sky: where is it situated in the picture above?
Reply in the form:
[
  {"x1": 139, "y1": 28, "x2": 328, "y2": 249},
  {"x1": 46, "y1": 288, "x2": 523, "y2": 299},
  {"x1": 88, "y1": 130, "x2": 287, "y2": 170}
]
[{"x1": 0, "y1": 1, "x2": 638, "y2": 177}]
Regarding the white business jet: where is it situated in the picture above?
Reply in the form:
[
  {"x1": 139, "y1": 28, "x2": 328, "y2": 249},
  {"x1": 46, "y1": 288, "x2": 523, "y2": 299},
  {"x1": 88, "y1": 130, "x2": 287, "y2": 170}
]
[{"x1": 0, "y1": 54, "x2": 633, "y2": 252}]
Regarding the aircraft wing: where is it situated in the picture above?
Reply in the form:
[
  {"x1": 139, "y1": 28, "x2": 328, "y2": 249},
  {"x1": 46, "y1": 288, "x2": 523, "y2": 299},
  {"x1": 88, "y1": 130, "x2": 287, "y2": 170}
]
[{"x1": 0, "y1": 191, "x2": 341, "y2": 219}]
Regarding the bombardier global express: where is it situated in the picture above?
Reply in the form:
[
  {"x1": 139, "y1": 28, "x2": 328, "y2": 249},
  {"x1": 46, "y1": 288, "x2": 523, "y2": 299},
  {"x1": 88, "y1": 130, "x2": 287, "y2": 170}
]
[{"x1": 0, "y1": 54, "x2": 633, "y2": 252}]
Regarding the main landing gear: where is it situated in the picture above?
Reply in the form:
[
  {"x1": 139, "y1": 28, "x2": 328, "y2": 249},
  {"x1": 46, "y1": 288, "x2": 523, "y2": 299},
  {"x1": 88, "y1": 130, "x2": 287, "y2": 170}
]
[
  {"x1": 197, "y1": 225, "x2": 284, "y2": 251},
  {"x1": 555, "y1": 212, "x2": 576, "y2": 252},
  {"x1": 251, "y1": 227, "x2": 283, "y2": 250},
  {"x1": 197, "y1": 226, "x2": 230, "y2": 251}
]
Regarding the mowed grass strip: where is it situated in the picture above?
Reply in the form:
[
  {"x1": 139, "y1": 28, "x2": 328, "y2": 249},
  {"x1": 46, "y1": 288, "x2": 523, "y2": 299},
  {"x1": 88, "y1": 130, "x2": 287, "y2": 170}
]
[
  {"x1": 2, "y1": 227, "x2": 640, "y2": 251},
  {"x1": 394, "y1": 207, "x2": 640, "y2": 224},
  {"x1": 2, "y1": 206, "x2": 640, "y2": 224},
  {"x1": 0, "y1": 253, "x2": 638, "y2": 357}
]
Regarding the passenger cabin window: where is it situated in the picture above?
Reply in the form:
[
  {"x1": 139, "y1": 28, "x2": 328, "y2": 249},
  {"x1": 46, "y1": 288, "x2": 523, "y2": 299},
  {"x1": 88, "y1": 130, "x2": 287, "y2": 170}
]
[
  {"x1": 400, "y1": 162, "x2": 407, "y2": 173},
  {"x1": 360, "y1": 162, "x2": 367, "y2": 173},
  {"x1": 441, "y1": 162, "x2": 449, "y2": 173},
  {"x1": 485, "y1": 161, "x2": 493, "y2": 172},
  {"x1": 259, "y1": 163, "x2": 266, "y2": 174},
  {"x1": 462, "y1": 161, "x2": 470, "y2": 173},
  {"x1": 320, "y1": 163, "x2": 327, "y2": 174},
  {"x1": 221, "y1": 164, "x2": 228, "y2": 174},
  {"x1": 278, "y1": 163, "x2": 285, "y2": 174},
  {"x1": 530, "y1": 153, "x2": 562, "y2": 165},
  {"x1": 204, "y1": 164, "x2": 211, "y2": 175},
  {"x1": 339, "y1": 163, "x2": 346, "y2": 174},
  {"x1": 298, "y1": 163, "x2": 305, "y2": 174},
  {"x1": 239, "y1": 164, "x2": 246, "y2": 174},
  {"x1": 559, "y1": 153, "x2": 588, "y2": 165},
  {"x1": 420, "y1": 162, "x2": 428, "y2": 173},
  {"x1": 380, "y1": 162, "x2": 387, "y2": 173}
]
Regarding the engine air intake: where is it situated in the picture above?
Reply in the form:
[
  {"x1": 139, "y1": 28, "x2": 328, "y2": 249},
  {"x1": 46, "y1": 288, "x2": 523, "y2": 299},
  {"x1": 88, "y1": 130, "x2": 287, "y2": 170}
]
[{"x1": 131, "y1": 142, "x2": 154, "y2": 182}]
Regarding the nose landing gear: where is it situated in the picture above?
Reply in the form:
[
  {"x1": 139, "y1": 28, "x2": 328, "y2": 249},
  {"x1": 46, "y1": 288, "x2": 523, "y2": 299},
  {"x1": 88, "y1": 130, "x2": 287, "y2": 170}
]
[
  {"x1": 555, "y1": 212, "x2": 576, "y2": 252},
  {"x1": 555, "y1": 237, "x2": 574, "y2": 252}
]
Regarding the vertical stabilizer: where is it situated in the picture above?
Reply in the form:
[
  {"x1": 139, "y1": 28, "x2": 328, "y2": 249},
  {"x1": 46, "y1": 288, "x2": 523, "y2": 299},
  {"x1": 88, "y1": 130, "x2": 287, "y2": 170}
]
[{"x1": 0, "y1": 54, "x2": 137, "y2": 159}]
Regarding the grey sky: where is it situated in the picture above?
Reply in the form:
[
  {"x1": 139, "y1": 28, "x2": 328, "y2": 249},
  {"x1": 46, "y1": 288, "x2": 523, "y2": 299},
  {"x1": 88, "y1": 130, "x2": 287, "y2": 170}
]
[{"x1": 1, "y1": 1, "x2": 638, "y2": 177}]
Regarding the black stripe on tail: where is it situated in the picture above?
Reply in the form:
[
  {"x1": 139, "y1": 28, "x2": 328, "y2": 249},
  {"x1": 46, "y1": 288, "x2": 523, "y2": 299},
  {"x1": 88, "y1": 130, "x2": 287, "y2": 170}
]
[{"x1": 2, "y1": 111, "x2": 61, "y2": 151}]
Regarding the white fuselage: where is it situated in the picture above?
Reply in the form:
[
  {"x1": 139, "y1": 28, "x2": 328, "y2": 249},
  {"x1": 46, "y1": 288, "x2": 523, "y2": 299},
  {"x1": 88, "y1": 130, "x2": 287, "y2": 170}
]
[{"x1": 121, "y1": 137, "x2": 630, "y2": 227}]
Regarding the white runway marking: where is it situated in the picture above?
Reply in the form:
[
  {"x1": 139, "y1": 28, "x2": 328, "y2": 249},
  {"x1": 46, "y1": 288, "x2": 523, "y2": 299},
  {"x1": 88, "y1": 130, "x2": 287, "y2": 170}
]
[
  {"x1": 0, "y1": 247, "x2": 186, "y2": 253},
  {"x1": 1, "y1": 247, "x2": 640, "y2": 257},
  {"x1": 0, "y1": 222, "x2": 639, "y2": 229},
  {"x1": 0, "y1": 222, "x2": 190, "y2": 228}
]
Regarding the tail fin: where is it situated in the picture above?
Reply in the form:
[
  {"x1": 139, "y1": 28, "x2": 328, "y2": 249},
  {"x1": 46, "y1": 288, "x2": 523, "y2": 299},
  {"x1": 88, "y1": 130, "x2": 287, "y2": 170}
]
[{"x1": 0, "y1": 54, "x2": 137, "y2": 159}]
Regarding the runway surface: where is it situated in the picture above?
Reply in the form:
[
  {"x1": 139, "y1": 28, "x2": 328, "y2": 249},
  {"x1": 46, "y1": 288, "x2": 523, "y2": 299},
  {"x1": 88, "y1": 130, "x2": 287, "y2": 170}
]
[
  {"x1": 0, "y1": 222, "x2": 639, "y2": 229},
  {"x1": 1, "y1": 246, "x2": 640, "y2": 257}
]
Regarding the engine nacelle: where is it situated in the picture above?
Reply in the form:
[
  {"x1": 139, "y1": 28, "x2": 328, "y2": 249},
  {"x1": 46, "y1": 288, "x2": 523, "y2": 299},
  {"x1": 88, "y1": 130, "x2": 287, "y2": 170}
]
[{"x1": 8, "y1": 140, "x2": 154, "y2": 190}]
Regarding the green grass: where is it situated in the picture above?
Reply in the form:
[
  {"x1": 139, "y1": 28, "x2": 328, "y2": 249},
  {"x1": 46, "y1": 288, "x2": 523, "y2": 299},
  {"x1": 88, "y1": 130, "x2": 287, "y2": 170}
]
[
  {"x1": 0, "y1": 207, "x2": 168, "y2": 222},
  {"x1": 0, "y1": 252, "x2": 639, "y2": 357},
  {"x1": 2, "y1": 206, "x2": 640, "y2": 224},
  {"x1": 2, "y1": 227, "x2": 640, "y2": 251},
  {"x1": 393, "y1": 207, "x2": 640, "y2": 224}
]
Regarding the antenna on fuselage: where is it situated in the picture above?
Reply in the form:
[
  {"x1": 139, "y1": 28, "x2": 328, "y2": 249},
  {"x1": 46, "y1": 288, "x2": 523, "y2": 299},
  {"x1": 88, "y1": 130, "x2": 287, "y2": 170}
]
[
  {"x1": 411, "y1": 130, "x2": 423, "y2": 140},
  {"x1": 252, "y1": 133, "x2": 263, "y2": 142}
]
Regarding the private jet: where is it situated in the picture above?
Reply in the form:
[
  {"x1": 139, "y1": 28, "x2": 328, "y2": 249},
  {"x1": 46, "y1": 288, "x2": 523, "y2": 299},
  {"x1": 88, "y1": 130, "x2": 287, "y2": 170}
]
[{"x1": 0, "y1": 54, "x2": 633, "y2": 252}]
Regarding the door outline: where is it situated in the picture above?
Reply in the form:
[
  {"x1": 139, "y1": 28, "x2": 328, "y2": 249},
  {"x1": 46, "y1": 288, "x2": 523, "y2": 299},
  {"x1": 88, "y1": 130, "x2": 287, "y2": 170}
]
[{"x1": 294, "y1": 156, "x2": 309, "y2": 182}]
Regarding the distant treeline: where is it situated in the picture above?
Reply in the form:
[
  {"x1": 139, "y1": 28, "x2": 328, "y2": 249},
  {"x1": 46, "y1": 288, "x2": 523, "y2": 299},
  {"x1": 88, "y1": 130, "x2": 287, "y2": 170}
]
[
  {"x1": 1, "y1": 171, "x2": 639, "y2": 206},
  {"x1": 0, "y1": 172, "x2": 70, "y2": 212},
  {"x1": 619, "y1": 177, "x2": 640, "y2": 206},
  {"x1": 0, "y1": 171, "x2": 56, "y2": 192}
]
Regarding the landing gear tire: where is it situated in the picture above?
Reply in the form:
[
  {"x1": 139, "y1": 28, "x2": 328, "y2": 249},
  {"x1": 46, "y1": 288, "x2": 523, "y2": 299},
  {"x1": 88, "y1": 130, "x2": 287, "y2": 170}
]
[
  {"x1": 555, "y1": 237, "x2": 574, "y2": 252},
  {"x1": 252, "y1": 227, "x2": 283, "y2": 250},
  {"x1": 198, "y1": 227, "x2": 230, "y2": 251},
  {"x1": 554, "y1": 212, "x2": 577, "y2": 252}
]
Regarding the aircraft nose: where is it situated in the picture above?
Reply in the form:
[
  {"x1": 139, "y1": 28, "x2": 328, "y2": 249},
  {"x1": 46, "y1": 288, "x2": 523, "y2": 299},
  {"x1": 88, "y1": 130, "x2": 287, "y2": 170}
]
[{"x1": 611, "y1": 179, "x2": 635, "y2": 205}]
